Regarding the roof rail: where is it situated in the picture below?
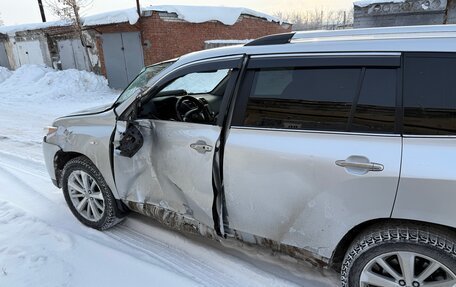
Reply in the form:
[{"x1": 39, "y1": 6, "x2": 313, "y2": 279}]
[
  {"x1": 245, "y1": 32, "x2": 296, "y2": 46},
  {"x1": 291, "y1": 24, "x2": 456, "y2": 42}
]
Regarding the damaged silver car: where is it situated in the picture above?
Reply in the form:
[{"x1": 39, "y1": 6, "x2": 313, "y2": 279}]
[{"x1": 43, "y1": 25, "x2": 456, "y2": 287}]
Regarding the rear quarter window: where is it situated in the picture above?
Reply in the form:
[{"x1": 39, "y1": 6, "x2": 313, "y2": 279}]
[{"x1": 403, "y1": 54, "x2": 456, "y2": 135}]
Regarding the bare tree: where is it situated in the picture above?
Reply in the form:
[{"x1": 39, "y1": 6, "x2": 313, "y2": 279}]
[
  {"x1": 275, "y1": 8, "x2": 354, "y2": 31},
  {"x1": 45, "y1": 0, "x2": 94, "y2": 70},
  {"x1": 444, "y1": 0, "x2": 455, "y2": 24}
]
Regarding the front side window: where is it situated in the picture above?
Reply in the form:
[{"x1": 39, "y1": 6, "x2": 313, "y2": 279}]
[
  {"x1": 243, "y1": 66, "x2": 397, "y2": 133},
  {"x1": 403, "y1": 54, "x2": 456, "y2": 135},
  {"x1": 138, "y1": 69, "x2": 232, "y2": 125}
]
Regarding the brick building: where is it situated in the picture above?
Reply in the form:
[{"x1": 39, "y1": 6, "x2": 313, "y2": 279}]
[
  {"x1": 354, "y1": 0, "x2": 456, "y2": 28},
  {"x1": 0, "y1": 5, "x2": 291, "y2": 89},
  {"x1": 85, "y1": 5, "x2": 291, "y2": 88}
]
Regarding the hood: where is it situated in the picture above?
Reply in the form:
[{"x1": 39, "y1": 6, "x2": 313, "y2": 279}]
[{"x1": 65, "y1": 103, "x2": 114, "y2": 117}]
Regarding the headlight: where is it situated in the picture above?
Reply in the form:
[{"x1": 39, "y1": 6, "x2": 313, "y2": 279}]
[{"x1": 44, "y1": 126, "x2": 58, "y2": 137}]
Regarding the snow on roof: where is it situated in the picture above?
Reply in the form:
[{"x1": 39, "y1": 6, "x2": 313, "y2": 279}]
[
  {"x1": 82, "y1": 8, "x2": 140, "y2": 26},
  {"x1": 144, "y1": 5, "x2": 281, "y2": 26},
  {"x1": 0, "y1": 20, "x2": 71, "y2": 36},
  {"x1": 0, "y1": 5, "x2": 282, "y2": 35},
  {"x1": 354, "y1": 0, "x2": 406, "y2": 8},
  {"x1": 82, "y1": 5, "x2": 282, "y2": 27}
]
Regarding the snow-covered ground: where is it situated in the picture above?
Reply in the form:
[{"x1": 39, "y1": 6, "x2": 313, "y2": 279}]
[{"x1": 0, "y1": 66, "x2": 338, "y2": 287}]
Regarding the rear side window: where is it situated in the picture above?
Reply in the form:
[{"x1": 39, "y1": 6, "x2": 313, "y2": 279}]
[
  {"x1": 403, "y1": 54, "x2": 456, "y2": 135},
  {"x1": 351, "y1": 69, "x2": 397, "y2": 133},
  {"x1": 242, "y1": 66, "x2": 397, "y2": 133}
]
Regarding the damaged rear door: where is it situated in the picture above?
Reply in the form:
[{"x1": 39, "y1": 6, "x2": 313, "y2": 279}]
[
  {"x1": 223, "y1": 53, "x2": 402, "y2": 259},
  {"x1": 112, "y1": 56, "x2": 244, "y2": 229}
]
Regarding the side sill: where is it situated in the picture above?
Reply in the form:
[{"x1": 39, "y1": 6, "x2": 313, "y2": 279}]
[{"x1": 124, "y1": 200, "x2": 330, "y2": 268}]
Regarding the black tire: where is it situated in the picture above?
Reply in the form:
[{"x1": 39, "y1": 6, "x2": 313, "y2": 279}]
[
  {"x1": 61, "y1": 156, "x2": 125, "y2": 230},
  {"x1": 341, "y1": 222, "x2": 456, "y2": 287}
]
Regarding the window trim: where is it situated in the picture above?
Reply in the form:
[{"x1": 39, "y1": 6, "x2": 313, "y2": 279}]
[
  {"x1": 231, "y1": 53, "x2": 402, "y2": 135},
  {"x1": 248, "y1": 53, "x2": 401, "y2": 69}
]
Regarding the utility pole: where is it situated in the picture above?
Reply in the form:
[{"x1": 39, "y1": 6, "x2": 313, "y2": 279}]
[
  {"x1": 37, "y1": 0, "x2": 47, "y2": 22},
  {"x1": 136, "y1": 0, "x2": 141, "y2": 17}
]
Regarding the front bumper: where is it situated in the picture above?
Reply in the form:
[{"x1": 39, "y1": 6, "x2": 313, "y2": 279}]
[{"x1": 42, "y1": 138, "x2": 61, "y2": 187}]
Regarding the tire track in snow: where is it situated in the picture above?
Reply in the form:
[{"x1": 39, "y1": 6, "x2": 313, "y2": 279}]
[
  {"x1": 107, "y1": 225, "x2": 241, "y2": 287},
  {"x1": 0, "y1": 154, "x2": 245, "y2": 286}
]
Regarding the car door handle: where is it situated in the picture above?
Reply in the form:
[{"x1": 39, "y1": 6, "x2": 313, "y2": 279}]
[
  {"x1": 190, "y1": 141, "x2": 213, "y2": 154},
  {"x1": 335, "y1": 160, "x2": 384, "y2": 172}
]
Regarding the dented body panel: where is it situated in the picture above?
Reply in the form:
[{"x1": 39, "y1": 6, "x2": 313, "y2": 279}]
[
  {"x1": 223, "y1": 128, "x2": 402, "y2": 259},
  {"x1": 113, "y1": 119, "x2": 221, "y2": 228},
  {"x1": 47, "y1": 109, "x2": 118, "y2": 196},
  {"x1": 126, "y1": 200, "x2": 328, "y2": 266}
]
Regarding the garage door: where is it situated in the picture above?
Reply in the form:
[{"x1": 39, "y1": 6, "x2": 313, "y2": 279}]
[
  {"x1": 14, "y1": 40, "x2": 46, "y2": 66},
  {"x1": 101, "y1": 32, "x2": 144, "y2": 89},
  {"x1": 0, "y1": 42, "x2": 10, "y2": 69},
  {"x1": 58, "y1": 38, "x2": 90, "y2": 71}
]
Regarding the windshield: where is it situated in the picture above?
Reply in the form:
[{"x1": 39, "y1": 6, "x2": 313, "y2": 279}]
[{"x1": 115, "y1": 61, "x2": 175, "y2": 105}]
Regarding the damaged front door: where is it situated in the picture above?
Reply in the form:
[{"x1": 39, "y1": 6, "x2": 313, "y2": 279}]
[{"x1": 113, "y1": 56, "x2": 243, "y2": 230}]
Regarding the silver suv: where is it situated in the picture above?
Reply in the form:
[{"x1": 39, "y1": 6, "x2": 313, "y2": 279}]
[{"x1": 43, "y1": 25, "x2": 456, "y2": 287}]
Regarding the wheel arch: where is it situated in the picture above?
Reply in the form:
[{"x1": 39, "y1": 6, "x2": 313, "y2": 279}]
[
  {"x1": 55, "y1": 151, "x2": 129, "y2": 214},
  {"x1": 330, "y1": 218, "x2": 456, "y2": 272},
  {"x1": 54, "y1": 150, "x2": 86, "y2": 188}
]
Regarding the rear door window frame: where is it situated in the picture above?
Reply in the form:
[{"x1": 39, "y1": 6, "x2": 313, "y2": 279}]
[{"x1": 231, "y1": 53, "x2": 403, "y2": 135}]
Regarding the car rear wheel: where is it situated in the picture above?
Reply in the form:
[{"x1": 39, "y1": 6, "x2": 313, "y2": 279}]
[
  {"x1": 341, "y1": 223, "x2": 456, "y2": 287},
  {"x1": 61, "y1": 156, "x2": 124, "y2": 230}
]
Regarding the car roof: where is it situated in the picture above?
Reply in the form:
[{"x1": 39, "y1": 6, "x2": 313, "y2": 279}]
[{"x1": 175, "y1": 24, "x2": 456, "y2": 67}]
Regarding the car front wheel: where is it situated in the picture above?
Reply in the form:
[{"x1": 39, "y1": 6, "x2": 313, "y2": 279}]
[
  {"x1": 61, "y1": 156, "x2": 124, "y2": 230},
  {"x1": 341, "y1": 223, "x2": 456, "y2": 287}
]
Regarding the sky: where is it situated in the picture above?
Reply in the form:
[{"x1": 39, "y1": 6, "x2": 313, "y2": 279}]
[{"x1": 0, "y1": 0, "x2": 354, "y2": 26}]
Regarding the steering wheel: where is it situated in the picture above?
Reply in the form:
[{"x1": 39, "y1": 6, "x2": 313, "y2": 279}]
[{"x1": 175, "y1": 96, "x2": 212, "y2": 122}]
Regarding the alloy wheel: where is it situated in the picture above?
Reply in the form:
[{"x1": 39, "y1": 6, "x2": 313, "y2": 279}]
[
  {"x1": 360, "y1": 251, "x2": 456, "y2": 287},
  {"x1": 67, "y1": 170, "x2": 105, "y2": 222}
]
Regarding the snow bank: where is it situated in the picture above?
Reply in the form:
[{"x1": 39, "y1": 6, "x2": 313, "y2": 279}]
[
  {"x1": 0, "y1": 65, "x2": 118, "y2": 159},
  {"x1": 83, "y1": 7, "x2": 140, "y2": 26},
  {"x1": 354, "y1": 0, "x2": 406, "y2": 8},
  {"x1": 0, "y1": 67, "x2": 12, "y2": 83},
  {"x1": 0, "y1": 65, "x2": 116, "y2": 103}
]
